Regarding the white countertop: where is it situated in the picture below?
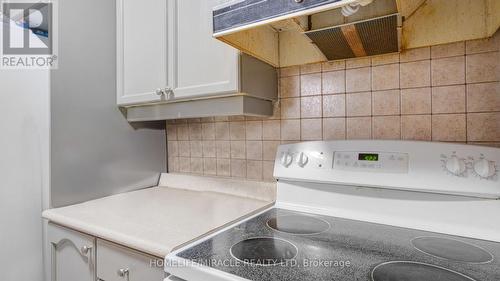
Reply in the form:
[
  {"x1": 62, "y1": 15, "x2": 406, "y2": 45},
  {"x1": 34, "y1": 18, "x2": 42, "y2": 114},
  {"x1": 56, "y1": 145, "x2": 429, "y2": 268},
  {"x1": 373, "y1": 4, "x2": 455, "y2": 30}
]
[{"x1": 43, "y1": 174, "x2": 276, "y2": 257}]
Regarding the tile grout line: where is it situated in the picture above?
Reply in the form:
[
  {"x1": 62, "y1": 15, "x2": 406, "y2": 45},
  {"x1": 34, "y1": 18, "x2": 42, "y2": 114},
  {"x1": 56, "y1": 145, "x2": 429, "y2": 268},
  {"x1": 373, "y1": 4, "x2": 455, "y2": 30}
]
[
  {"x1": 398, "y1": 55, "x2": 404, "y2": 140},
  {"x1": 430, "y1": 57, "x2": 433, "y2": 142},
  {"x1": 465, "y1": 52, "x2": 468, "y2": 144},
  {"x1": 344, "y1": 62, "x2": 347, "y2": 140},
  {"x1": 369, "y1": 59, "x2": 373, "y2": 140}
]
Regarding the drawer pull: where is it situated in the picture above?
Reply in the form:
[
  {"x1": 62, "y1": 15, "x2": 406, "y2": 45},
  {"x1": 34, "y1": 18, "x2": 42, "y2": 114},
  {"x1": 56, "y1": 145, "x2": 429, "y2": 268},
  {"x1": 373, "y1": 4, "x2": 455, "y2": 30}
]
[{"x1": 117, "y1": 268, "x2": 129, "y2": 277}]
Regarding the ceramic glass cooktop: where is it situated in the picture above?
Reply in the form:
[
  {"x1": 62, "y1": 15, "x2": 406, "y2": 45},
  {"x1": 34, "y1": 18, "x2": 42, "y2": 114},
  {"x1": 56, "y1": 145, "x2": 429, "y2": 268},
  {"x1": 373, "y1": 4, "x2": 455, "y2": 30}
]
[{"x1": 175, "y1": 208, "x2": 500, "y2": 281}]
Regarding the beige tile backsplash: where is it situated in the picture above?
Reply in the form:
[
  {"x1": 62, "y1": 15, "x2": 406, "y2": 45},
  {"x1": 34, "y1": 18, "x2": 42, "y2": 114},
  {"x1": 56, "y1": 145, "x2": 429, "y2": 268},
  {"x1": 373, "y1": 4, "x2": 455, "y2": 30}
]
[{"x1": 166, "y1": 33, "x2": 500, "y2": 182}]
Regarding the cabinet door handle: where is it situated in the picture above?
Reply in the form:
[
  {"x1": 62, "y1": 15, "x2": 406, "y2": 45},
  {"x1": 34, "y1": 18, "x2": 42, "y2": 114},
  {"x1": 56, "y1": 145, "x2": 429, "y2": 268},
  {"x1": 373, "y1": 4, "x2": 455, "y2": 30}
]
[
  {"x1": 117, "y1": 268, "x2": 129, "y2": 277},
  {"x1": 80, "y1": 245, "x2": 92, "y2": 256},
  {"x1": 164, "y1": 88, "x2": 174, "y2": 99}
]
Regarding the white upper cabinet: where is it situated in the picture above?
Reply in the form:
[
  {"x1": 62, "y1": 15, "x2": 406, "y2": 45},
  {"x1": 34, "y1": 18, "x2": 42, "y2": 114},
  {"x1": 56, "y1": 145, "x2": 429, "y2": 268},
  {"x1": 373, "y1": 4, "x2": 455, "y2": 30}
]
[
  {"x1": 117, "y1": 0, "x2": 239, "y2": 106},
  {"x1": 169, "y1": 0, "x2": 240, "y2": 100},
  {"x1": 117, "y1": 0, "x2": 278, "y2": 118},
  {"x1": 117, "y1": 0, "x2": 171, "y2": 106}
]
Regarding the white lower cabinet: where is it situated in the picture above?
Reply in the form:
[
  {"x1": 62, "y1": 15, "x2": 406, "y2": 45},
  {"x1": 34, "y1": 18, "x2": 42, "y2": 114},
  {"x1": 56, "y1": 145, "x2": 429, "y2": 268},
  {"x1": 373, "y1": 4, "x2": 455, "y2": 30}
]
[
  {"x1": 47, "y1": 223, "x2": 165, "y2": 281},
  {"x1": 97, "y1": 239, "x2": 165, "y2": 281},
  {"x1": 48, "y1": 223, "x2": 96, "y2": 281}
]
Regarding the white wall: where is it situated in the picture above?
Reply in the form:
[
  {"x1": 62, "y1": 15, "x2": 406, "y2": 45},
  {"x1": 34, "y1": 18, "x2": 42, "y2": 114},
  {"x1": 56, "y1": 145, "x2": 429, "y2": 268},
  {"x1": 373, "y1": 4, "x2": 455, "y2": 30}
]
[{"x1": 0, "y1": 19, "x2": 50, "y2": 281}]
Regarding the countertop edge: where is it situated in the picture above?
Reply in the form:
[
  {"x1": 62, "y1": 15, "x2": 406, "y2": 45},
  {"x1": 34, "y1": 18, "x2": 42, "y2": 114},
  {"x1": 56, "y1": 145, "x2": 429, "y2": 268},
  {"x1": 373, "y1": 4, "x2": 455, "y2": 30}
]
[
  {"x1": 43, "y1": 210, "x2": 171, "y2": 258},
  {"x1": 42, "y1": 188, "x2": 275, "y2": 258}
]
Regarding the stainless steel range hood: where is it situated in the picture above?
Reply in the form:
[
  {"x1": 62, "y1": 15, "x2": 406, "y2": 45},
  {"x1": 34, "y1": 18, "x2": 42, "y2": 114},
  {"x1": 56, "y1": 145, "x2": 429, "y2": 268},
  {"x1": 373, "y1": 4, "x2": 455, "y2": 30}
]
[{"x1": 213, "y1": 0, "x2": 400, "y2": 67}]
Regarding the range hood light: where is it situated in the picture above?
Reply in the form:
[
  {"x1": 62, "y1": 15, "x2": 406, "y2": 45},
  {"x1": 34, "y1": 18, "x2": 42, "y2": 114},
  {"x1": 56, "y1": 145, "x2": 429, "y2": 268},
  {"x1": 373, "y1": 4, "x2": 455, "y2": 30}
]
[
  {"x1": 341, "y1": 0, "x2": 374, "y2": 17},
  {"x1": 341, "y1": 4, "x2": 360, "y2": 17}
]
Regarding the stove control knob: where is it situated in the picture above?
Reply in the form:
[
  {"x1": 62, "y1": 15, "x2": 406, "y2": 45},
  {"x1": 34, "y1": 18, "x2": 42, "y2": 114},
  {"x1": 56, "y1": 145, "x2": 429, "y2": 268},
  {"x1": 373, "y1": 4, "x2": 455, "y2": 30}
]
[
  {"x1": 280, "y1": 152, "x2": 294, "y2": 168},
  {"x1": 296, "y1": 152, "x2": 309, "y2": 168},
  {"x1": 445, "y1": 156, "x2": 466, "y2": 176},
  {"x1": 473, "y1": 159, "x2": 496, "y2": 179}
]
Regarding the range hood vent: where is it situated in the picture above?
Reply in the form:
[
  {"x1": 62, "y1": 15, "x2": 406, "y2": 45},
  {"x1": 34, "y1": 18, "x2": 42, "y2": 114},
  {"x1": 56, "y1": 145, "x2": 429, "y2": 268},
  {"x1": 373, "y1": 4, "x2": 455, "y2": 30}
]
[
  {"x1": 304, "y1": 13, "x2": 401, "y2": 60},
  {"x1": 213, "y1": 0, "x2": 499, "y2": 67},
  {"x1": 213, "y1": 0, "x2": 403, "y2": 67}
]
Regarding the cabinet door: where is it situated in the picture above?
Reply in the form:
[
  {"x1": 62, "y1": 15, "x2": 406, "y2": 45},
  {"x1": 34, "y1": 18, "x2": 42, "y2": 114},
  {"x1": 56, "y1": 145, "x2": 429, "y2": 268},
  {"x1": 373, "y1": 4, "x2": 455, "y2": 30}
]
[
  {"x1": 97, "y1": 239, "x2": 164, "y2": 281},
  {"x1": 169, "y1": 0, "x2": 239, "y2": 100},
  {"x1": 48, "y1": 223, "x2": 96, "y2": 281},
  {"x1": 117, "y1": 0, "x2": 172, "y2": 106}
]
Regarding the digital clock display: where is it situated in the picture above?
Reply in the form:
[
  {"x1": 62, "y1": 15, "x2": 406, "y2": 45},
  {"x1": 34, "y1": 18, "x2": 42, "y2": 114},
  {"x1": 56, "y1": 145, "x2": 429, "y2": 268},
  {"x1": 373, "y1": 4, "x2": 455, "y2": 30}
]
[{"x1": 358, "y1": 153, "x2": 379, "y2": 161}]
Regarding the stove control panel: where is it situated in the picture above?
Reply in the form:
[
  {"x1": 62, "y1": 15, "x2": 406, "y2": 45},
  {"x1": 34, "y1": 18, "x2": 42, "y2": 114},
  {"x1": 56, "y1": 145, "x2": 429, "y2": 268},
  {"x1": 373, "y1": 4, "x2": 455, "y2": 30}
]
[
  {"x1": 333, "y1": 151, "x2": 409, "y2": 173},
  {"x1": 274, "y1": 141, "x2": 500, "y2": 199}
]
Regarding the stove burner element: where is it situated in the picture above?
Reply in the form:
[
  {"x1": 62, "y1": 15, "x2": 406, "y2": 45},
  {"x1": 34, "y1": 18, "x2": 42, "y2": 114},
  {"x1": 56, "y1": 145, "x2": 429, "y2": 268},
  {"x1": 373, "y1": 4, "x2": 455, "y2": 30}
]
[
  {"x1": 412, "y1": 236, "x2": 494, "y2": 264},
  {"x1": 371, "y1": 261, "x2": 477, "y2": 281},
  {"x1": 230, "y1": 237, "x2": 297, "y2": 266},
  {"x1": 267, "y1": 215, "x2": 330, "y2": 235}
]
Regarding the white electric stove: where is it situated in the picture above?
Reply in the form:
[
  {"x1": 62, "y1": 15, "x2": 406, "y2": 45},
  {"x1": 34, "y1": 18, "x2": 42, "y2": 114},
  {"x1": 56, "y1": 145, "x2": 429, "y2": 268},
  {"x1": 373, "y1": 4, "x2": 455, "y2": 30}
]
[{"x1": 165, "y1": 141, "x2": 500, "y2": 281}]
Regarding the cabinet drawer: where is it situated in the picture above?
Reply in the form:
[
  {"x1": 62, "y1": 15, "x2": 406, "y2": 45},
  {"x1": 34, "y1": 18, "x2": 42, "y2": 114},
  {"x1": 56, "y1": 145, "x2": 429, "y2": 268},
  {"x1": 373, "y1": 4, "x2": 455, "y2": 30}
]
[{"x1": 97, "y1": 239, "x2": 164, "y2": 281}]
